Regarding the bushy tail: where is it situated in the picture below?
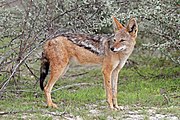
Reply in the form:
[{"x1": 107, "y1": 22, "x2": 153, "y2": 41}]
[{"x1": 40, "y1": 52, "x2": 49, "y2": 91}]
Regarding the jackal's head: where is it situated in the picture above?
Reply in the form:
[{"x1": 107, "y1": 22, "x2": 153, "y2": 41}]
[{"x1": 110, "y1": 17, "x2": 138, "y2": 52}]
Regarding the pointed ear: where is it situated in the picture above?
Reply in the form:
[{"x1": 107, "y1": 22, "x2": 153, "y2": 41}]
[
  {"x1": 126, "y1": 18, "x2": 138, "y2": 38},
  {"x1": 112, "y1": 16, "x2": 123, "y2": 32}
]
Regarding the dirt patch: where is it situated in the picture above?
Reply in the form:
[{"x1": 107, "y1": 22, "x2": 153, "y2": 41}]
[
  {"x1": 85, "y1": 103, "x2": 179, "y2": 120},
  {"x1": 0, "y1": 105, "x2": 179, "y2": 120}
]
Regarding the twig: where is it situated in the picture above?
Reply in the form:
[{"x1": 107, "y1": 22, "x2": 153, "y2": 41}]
[
  {"x1": 3, "y1": 89, "x2": 36, "y2": 93},
  {"x1": 52, "y1": 83, "x2": 95, "y2": 92},
  {"x1": 132, "y1": 66, "x2": 148, "y2": 79},
  {"x1": 24, "y1": 62, "x2": 39, "y2": 80},
  {"x1": 65, "y1": 71, "x2": 89, "y2": 78},
  {"x1": 0, "y1": 111, "x2": 18, "y2": 115}
]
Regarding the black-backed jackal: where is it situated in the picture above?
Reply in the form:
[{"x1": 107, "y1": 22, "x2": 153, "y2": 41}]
[{"x1": 40, "y1": 17, "x2": 138, "y2": 110}]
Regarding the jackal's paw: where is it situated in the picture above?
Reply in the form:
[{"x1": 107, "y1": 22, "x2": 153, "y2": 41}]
[
  {"x1": 110, "y1": 106, "x2": 120, "y2": 111},
  {"x1": 113, "y1": 105, "x2": 124, "y2": 111},
  {"x1": 109, "y1": 105, "x2": 114, "y2": 110},
  {"x1": 52, "y1": 103, "x2": 58, "y2": 108},
  {"x1": 48, "y1": 103, "x2": 58, "y2": 108}
]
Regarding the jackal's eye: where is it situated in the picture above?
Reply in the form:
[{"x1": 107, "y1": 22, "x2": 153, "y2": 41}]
[{"x1": 113, "y1": 38, "x2": 116, "y2": 42}]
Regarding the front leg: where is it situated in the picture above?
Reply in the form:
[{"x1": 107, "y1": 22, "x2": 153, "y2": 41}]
[
  {"x1": 111, "y1": 69, "x2": 120, "y2": 110},
  {"x1": 102, "y1": 67, "x2": 114, "y2": 109}
]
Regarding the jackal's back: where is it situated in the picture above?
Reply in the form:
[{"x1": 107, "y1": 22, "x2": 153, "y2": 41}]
[{"x1": 52, "y1": 33, "x2": 112, "y2": 55}]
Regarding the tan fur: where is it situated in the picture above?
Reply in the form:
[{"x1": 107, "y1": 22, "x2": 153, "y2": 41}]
[{"x1": 40, "y1": 17, "x2": 138, "y2": 110}]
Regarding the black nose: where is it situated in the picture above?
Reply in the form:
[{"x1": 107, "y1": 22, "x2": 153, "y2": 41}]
[{"x1": 111, "y1": 47, "x2": 114, "y2": 51}]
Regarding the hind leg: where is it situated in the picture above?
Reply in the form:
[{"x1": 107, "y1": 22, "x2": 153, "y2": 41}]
[{"x1": 44, "y1": 62, "x2": 69, "y2": 108}]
